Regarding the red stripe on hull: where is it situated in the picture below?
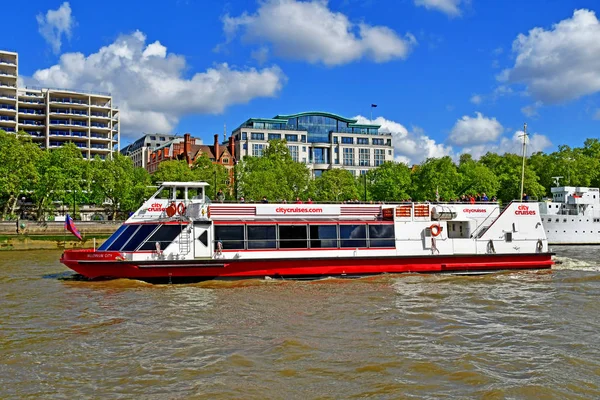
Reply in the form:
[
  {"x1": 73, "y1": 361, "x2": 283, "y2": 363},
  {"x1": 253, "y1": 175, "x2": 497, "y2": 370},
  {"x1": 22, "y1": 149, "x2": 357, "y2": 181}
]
[{"x1": 61, "y1": 250, "x2": 554, "y2": 281}]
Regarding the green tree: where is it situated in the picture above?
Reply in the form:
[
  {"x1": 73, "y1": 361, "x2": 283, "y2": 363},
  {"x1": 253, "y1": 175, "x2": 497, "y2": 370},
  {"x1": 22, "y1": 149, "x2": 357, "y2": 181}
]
[
  {"x1": 0, "y1": 130, "x2": 42, "y2": 219},
  {"x1": 457, "y1": 155, "x2": 499, "y2": 198},
  {"x1": 236, "y1": 140, "x2": 310, "y2": 201},
  {"x1": 411, "y1": 156, "x2": 461, "y2": 201},
  {"x1": 32, "y1": 143, "x2": 85, "y2": 219},
  {"x1": 192, "y1": 154, "x2": 231, "y2": 200},
  {"x1": 313, "y1": 168, "x2": 359, "y2": 201},
  {"x1": 152, "y1": 160, "x2": 196, "y2": 184},
  {"x1": 366, "y1": 161, "x2": 412, "y2": 201},
  {"x1": 480, "y1": 152, "x2": 544, "y2": 202}
]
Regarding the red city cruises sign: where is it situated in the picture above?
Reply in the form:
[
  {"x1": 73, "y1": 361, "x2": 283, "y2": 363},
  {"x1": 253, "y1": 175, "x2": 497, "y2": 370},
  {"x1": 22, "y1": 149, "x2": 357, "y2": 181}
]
[
  {"x1": 463, "y1": 208, "x2": 487, "y2": 214},
  {"x1": 515, "y1": 204, "x2": 536, "y2": 215},
  {"x1": 147, "y1": 202, "x2": 166, "y2": 212}
]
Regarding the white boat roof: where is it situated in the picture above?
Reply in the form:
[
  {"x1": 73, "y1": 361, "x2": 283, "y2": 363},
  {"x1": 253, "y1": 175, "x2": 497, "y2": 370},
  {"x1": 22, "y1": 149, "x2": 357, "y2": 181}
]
[{"x1": 159, "y1": 181, "x2": 210, "y2": 188}]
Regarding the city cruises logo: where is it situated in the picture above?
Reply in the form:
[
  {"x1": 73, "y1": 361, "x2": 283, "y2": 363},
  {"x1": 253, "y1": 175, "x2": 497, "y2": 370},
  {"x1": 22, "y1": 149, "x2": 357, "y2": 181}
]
[
  {"x1": 515, "y1": 204, "x2": 536, "y2": 215},
  {"x1": 463, "y1": 208, "x2": 488, "y2": 214},
  {"x1": 147, "y1": 202, "x2": 166, "y2": 212}
]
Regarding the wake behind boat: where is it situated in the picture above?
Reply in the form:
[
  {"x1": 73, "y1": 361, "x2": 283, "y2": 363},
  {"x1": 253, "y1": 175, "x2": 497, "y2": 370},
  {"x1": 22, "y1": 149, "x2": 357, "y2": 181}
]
[{"x1": 60, "y1": 182, "x2": 554, "y2": 282}]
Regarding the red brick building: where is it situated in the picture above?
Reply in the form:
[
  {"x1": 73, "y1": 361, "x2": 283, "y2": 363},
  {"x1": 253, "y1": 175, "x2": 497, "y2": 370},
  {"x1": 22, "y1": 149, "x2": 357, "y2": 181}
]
[{"x1": 146, "y1": 133, "x2": 235, "y2": 183}]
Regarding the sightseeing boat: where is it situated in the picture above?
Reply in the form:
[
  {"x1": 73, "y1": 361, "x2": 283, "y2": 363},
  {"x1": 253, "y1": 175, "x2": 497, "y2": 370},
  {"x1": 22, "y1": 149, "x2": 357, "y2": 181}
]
[{"x1": 60, "y1": 182, "x2": 554, "y2": 282}]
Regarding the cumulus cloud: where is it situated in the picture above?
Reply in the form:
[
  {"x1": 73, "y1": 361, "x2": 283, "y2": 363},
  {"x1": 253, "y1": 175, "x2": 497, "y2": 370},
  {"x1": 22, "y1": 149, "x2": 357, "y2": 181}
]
[
  {"x1": 500, "y1": 9, "x2": 600, "y2": 103},
  {"x1": 462, "y1": 130, "x2": 552, "y2": 159},
  {"x1": 223, "y1": 0, "x2": 416, "y2": 66},
  {"x1": 30, "y1": 31, "x2": 285, "y2": 136},
  {"x1": 448, "y1": 112, "x2": 503, "y2": 146},
  {"x1": 354, "y1": 115, "x2": 453, "y2": 165},
  {"x1": 414, "y1": 0, "x2": 463, "y2": 17},
  {"x1": 37, "y1": 2, "x2": 75, "y2": 54}
]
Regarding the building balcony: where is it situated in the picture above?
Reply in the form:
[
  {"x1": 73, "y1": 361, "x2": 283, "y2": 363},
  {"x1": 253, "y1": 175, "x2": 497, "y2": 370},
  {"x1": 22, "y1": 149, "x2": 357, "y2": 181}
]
[
  {"x1": 0, "y1": 82, "x2": 16, "y2": 89},
  {"x1": 91, "y1": 123, "x2": 110, "y2": 130},
  {"x1": 50, "y1": 110, "x2": 88, "y2": 117},
  {"x1": 0, "y1": 71, "x2": 17, "y2": 78},
  {"x1": 19, "y1": 109, "x2": 45, "y2": 116},
  {"x1": 0, "y1": 59, "x2": 17, "y2": 66},
  {"x1": 19, "y1": 99, "x2": 45, "y2": 105},
  {"x1": 1, "y1": 126, "x2": 16, "y2": 132},
  {"x1": 24, "y1": 131, "x2": 45, "y2": 138},
  {"x1": 0, "y1": 105, "x2": 16, "y2": 112},
  {"x1": 0, "y1": 115, "x2": 16, "y2": 122},
  {"x1": 90, "y1": 144, "x2": 110, "y2": 151},
  {"x1": 90, "y1": 103, "x2": 111, "y2": 109},
  {"x1": 20, "y1": 120, "x2": 45, "y2": 126},
  {"x1": 91, "y1": 133, "x2": 110, "y2": 140},
  {"x1": 19, "y1": 91, "x2": 44, "y2": 98},
  {"x1": 49, "y1": 98, "x2": 89, "y2": 107},
  {"x1": 0, "y1": 94, "x2": 16, "y2": 100}
]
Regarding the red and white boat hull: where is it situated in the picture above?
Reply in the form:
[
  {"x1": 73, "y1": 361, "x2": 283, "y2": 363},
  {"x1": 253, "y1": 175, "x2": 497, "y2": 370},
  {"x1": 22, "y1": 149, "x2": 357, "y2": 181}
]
[{"x1": 61, "y1": 249, "x2": 553, "y2": 281}]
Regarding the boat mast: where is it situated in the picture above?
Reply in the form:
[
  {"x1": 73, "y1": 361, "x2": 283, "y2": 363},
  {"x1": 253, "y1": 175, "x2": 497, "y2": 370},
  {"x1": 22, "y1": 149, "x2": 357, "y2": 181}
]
[{"x1": 519, "y1": 123, "x2": 528, "y2": 201}]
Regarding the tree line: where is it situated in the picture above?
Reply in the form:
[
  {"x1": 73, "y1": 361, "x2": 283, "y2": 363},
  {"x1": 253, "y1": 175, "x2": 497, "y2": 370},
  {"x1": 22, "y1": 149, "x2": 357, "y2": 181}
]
[{"x1": 2, "y1": 130, "x2": 600, "y2": 220}]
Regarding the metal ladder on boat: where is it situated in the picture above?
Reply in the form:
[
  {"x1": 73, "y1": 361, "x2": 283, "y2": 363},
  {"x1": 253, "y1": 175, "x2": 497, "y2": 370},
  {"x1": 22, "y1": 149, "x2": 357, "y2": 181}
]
[{"x1": 179, "y1": 225, "x2": 191, "y2": 255}]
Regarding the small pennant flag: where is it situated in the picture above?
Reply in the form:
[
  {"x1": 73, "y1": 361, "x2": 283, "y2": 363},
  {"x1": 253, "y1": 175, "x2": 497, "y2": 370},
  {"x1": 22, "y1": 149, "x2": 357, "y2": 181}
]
[
  {"x1": 65, "y1": 214, "x2": 82, "y2": 241},
  {"x1": 371, "y1": 104, "x2": 378, "y2": 108}
]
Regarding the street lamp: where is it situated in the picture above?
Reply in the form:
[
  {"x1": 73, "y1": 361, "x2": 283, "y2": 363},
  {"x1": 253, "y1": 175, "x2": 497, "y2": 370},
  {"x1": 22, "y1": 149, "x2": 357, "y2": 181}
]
[{"x1": 21, "y1": 196, "x2": 26, "y2": 219}]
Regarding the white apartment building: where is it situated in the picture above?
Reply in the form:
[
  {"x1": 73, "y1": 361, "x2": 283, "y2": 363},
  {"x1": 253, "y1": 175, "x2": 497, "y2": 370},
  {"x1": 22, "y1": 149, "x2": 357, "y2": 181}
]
[
  {"x1": 0, "y1": 50, "x2": 119, "y2": 159},
  {"x1": 232, "y1": 111, "x2": 394, "y2": 177}
]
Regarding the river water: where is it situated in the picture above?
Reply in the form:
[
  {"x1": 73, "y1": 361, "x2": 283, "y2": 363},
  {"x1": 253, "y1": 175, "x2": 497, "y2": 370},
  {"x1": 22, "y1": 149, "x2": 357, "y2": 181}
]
[{"x1": 1, "y1": 248, "x2": 599, "y2": 399}]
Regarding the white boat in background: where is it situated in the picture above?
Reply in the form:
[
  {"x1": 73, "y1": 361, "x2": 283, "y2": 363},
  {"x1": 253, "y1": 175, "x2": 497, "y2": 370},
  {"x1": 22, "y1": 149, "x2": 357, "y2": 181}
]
[{"x1": 540, "y1": 178, "x2": 600, "y2": 245}]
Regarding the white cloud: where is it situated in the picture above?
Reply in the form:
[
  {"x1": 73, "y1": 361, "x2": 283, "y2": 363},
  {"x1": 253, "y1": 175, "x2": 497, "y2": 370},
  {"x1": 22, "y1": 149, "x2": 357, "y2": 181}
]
[
  {"x1": 30, "y1": 31, "x2": 285, "y2": 137},
  {"x1": 462, "y1": 130, "x2": 552, "y2": 159},
  {"x1": 223, "y1": 0, "x2": 416, "y2": 66},
  {"x1": 37, "y1": 2, "x2": 75, "y2": 54},
  {"x1": 521, "y1": 101, "x2": 542, "y2": 118},
  {"x1": 448, "y1": 112, "x2": 503, "y2": 146},
  {"x1": 470, "y1": 94, "x2": 482, "y2": 104},
  {"x1": 414, "y1": 0, "x2": 463, "y2": 17},
  {"x1": 500, "y1": 9, "x2": 600, "y2": 103},
  {"x1": 354, "y1": 115, "x2": 453, "y2": 165}
]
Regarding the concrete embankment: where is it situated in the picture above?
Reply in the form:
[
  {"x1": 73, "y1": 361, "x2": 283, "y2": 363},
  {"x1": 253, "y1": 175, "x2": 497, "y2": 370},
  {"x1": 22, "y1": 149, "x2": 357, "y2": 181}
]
[{"x1": 0, "y1": 221, "x2": 120, "y2": 251}]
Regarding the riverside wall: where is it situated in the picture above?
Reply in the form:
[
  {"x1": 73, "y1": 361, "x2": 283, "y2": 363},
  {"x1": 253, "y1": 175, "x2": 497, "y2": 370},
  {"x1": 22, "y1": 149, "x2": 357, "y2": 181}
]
[{"x1": 0, "y1": 221, "x2": 120, "y2": 251}]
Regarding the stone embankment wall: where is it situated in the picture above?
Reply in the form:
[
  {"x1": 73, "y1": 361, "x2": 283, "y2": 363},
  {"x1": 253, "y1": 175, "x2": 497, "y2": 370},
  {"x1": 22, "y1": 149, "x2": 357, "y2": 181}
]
[
  {"x1": 0, "y1": 221, "x2": 120, "y2": 251},
  {"x1": 0, "y1": 221, "x2": 121, "y2": 235}
]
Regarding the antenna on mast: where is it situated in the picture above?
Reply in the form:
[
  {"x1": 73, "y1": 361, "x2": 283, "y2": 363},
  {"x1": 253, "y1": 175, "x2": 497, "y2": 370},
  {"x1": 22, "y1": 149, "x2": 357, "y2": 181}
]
[
  {"x1": 519, "y1": 123, "x2": 528, "y2": 201},
  {"x1": 552, "y1": 176, "x2": 563, "y2": 187}
]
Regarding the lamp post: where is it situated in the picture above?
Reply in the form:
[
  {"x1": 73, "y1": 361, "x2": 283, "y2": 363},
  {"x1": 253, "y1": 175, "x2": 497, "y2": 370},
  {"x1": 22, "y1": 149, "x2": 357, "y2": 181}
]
[
  {"x1": 363, "y1": 172, "x2": 367, "y2": 202},
  {"x1": 214, "y1": 170, "x2": 217, "y2": 200},
  {"x1": 21, "y1": 196, "x2": 25, "y2": 219}
]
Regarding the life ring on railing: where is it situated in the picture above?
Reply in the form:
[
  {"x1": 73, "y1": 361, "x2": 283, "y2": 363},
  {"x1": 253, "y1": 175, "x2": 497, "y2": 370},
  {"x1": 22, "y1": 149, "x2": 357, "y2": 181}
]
[
  {"x1": 430, "y1": 224, "x2": 442, "y2": 237},
  {"x1": 177, "y1": 202, "x2": 186, "y2": 216}
]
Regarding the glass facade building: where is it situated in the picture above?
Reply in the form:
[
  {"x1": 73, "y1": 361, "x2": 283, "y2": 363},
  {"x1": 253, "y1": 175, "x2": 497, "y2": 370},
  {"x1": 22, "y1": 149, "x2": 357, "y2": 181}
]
[{"x1": 232, "y1": 111, "x2": 394, "y2": 177}]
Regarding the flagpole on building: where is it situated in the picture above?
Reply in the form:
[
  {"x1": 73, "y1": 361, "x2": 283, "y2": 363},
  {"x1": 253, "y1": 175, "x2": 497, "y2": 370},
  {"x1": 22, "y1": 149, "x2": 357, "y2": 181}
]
[{"x1": 370, "y1": 104, "x2": 377, "y2": 122}]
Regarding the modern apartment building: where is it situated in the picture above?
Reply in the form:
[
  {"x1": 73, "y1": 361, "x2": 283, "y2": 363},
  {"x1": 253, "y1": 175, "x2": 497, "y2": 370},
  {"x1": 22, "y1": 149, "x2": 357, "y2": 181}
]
[
  {"x1": 0, "y1": 50, "x2": 119, "y2": 159},
  {"x1": 232, "y1": 111, "x2": 394, "y2": 177},
  {"x1": 120, "y1": 133, "x2": 179, "y2": 168}
]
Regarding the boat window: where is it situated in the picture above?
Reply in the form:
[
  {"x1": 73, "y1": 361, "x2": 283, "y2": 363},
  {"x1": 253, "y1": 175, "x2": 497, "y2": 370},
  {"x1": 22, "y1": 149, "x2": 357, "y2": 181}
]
[
  {"x1": 309, "y1": 225, "x2": 337, "y2": 248},
  {"x1": 121, "y1": 224, "x2": 159, "y2": 251},
  {"x1": 98, "y1": 224, "x2": 128, "y2": 250},
  {"x1": 340, "y1": 224, "x2": 367, "y2": 248},
  {"x1": 279, "y1": 225, "x2": 308, "y2": 249},
  {"x1": 154, "y1": 187, "x2": 172, "y2": 200},
  {"x1": 368, "y1": 224, "x2": 395, "y2": 247},
  {"x1": 138, "y1": 225, "x2": 183, "y2": 251},
  {"x1": 106, "y1": 225, "x2": 141, "y2": 251},
  {"x1": 214, "y1": 225, "x2": 245, "y2": 250},
  {"x1": 247, "y1": 225, "x2": 276, "y2": 249}
]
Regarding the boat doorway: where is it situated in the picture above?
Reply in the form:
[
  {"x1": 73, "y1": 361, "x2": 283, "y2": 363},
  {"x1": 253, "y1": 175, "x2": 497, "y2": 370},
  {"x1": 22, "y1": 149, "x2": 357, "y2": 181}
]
[{"x1": 193, "y1": 222, "x2": 213, "y2": 259}]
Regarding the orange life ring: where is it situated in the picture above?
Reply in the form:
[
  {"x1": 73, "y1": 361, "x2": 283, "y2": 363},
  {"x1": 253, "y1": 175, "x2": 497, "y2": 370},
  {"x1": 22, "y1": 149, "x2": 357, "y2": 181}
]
[
  {"x1": 177, "y1": 202, "x2": 186, "y2": 215},
  {"x1": 430, "y1": 224, "x2": 442, "y2": 237}
]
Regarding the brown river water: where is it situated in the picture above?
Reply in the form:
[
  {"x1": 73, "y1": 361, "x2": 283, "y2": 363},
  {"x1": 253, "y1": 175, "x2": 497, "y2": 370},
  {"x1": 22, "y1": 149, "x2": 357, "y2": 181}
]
[{"x1": 1, "y1": 248, "x2": 599, "y2": 399}]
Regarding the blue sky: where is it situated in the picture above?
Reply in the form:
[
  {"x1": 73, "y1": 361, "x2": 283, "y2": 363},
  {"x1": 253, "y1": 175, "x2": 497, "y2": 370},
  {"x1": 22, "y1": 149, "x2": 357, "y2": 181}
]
[{"x1": 3, "y1": 0, "x2": 600, "y2": 163}]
